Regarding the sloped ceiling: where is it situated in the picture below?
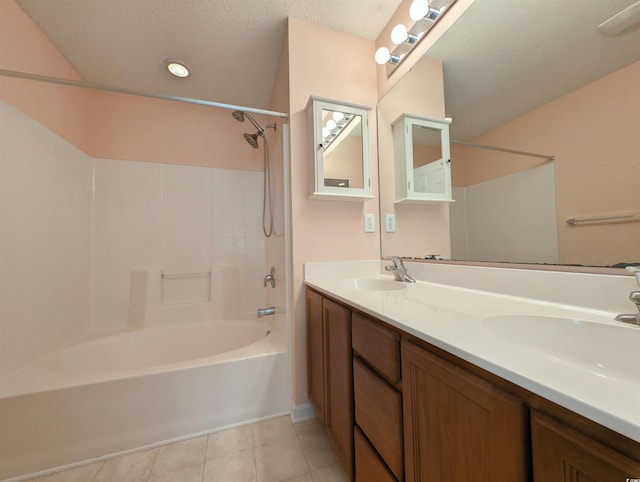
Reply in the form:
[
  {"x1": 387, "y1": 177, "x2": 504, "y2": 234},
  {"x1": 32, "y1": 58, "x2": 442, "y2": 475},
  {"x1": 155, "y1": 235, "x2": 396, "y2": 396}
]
[
  {"x1": 12, "y1": 0, "x2": 640, "y2": 139},
  {"x1": 425, "y1": 0, "x2": 640, "y2": 139},
  {"x1": 14, "y1": 0, "x2": 402, "y2": 109}
]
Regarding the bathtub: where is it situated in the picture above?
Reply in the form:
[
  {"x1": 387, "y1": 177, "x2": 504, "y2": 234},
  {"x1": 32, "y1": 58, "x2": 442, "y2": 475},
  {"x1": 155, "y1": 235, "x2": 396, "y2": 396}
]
[{"x1": 0, "y1": 319, "x2": 289, "y2": 480}]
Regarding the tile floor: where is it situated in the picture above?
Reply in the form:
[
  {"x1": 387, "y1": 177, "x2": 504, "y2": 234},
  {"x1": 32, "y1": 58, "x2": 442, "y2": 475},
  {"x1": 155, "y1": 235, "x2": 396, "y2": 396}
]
[{"x1": 27, "y1": 416, "x2": 348, "y2": 482}]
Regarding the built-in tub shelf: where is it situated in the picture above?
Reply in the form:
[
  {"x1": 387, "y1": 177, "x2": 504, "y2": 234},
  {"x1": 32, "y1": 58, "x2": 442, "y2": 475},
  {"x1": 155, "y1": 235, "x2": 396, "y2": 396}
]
[{"x1": 161, "y1": 271, "x2": 212, "y2": 279}]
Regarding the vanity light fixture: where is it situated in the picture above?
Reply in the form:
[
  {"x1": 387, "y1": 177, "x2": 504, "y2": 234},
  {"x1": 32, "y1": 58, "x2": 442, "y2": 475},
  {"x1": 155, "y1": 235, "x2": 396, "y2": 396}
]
[
  {"x1": 410, "y1": 0, "x2": 442, "y2": 21},
  {"x1": 165, "y1": 59, "x2": 191, "y2": 78},
  {"x1": 375, "y1": 0, "x2": 456, "y2": 72}
]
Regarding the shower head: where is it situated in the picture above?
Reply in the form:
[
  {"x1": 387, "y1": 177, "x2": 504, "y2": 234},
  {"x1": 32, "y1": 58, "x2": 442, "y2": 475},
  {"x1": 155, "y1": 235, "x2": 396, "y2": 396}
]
[
  {"x1": 244, "y1": 132, "x2": 260, "y2": 149},
  {"x1": 231, "y1": 110, "x2": 264, "y2": 133}
]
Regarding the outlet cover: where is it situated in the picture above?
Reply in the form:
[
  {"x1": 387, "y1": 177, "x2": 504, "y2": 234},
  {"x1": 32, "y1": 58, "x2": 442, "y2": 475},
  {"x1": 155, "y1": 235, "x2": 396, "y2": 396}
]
[
  {"x1": 385, "y1": 214, "x2": 396, "y2": 233},
  {"x1": 364, "y1": 213, "x2": 376, "y2": 233}
]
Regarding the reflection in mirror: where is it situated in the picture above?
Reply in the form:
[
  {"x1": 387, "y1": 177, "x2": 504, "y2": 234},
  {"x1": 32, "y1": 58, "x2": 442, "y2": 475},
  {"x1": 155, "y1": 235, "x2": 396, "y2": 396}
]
[
  {"x1": 322, "y1": 109, "x2": 363, "y2": 188},
  {"x1": 413, "y1": 125, "x2": 444, "y2": 194},
  {"x1": 378, "y1": 0, "x2": 640, "y2": 268},
  {"x1": 392, "y1": 114, "x2": 452, "y2": 204}
]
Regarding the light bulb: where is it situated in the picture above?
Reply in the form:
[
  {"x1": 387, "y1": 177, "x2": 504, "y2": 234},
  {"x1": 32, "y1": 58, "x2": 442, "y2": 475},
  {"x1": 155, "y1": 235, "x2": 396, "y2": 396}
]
[
  {"x1": 375, "y1": 47, "x2": 391, "y2": 65},
  {"x1": 410, "y1": 0, "x2": 431, "y2": 21},
  {"x1": 391, "y1": 24, "x2": 409, "y2": 45},
  {"x1": 332, "y1": 112, "x2": 345, "y2": 122},
  {"x1": 165, "y1": 59, "x2": 190, "y2": 78},
  {"x1": 326, "y1": 119, "x2": 337, "y2": 130},
  {"x1": 322, "y1": 127, "x2": 331, "y2": 138}
]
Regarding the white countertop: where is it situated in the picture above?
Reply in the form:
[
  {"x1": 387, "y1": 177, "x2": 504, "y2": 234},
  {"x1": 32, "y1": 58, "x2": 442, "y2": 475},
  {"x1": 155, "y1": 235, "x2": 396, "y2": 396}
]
[{"x1": 304, "y1": 260, "x2": 640, "y2": 443}]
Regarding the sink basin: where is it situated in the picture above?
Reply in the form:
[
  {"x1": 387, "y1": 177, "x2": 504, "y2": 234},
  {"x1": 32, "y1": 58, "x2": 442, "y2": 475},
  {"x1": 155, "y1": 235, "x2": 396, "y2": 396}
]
[
  {"x1": 483, "y1": 314, "x2": 640, "y2": 383},
  {"x1": 353, "y1": 278, "x2": 408, "y2": 291}
]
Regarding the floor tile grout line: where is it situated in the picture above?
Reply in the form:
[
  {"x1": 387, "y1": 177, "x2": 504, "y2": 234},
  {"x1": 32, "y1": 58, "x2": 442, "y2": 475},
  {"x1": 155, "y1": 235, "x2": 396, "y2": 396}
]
[
  {"x1": 201, "y1": 432, "x2": 210, "y2": 482},
  {"x1": 296, "y1": 430, "x2": 313, "y2": 479},
  {"x1": 90, "y1": 460, "x2": 106, "y2": 482},
  {"x1": 145, "y1": 448, "x2": 161, "y2": 482}
]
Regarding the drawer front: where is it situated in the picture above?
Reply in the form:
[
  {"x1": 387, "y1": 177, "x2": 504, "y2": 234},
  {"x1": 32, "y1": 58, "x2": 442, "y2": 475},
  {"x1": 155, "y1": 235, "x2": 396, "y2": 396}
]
[
  {"x1": 355, "y1": 426, "x2": 397, "y2": 482},
  {"x1": 354, "y1": 358, "x2": 403, "y2": 480},
  {"x1": 352, "y1": 313, "x2": 401, "y2": 384}
]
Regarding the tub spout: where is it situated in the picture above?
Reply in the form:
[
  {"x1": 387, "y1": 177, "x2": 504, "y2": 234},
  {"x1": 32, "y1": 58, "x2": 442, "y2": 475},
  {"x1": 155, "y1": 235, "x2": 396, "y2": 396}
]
[{"x1": 257, "y1": 306, "x2": 275, "y2": 318}]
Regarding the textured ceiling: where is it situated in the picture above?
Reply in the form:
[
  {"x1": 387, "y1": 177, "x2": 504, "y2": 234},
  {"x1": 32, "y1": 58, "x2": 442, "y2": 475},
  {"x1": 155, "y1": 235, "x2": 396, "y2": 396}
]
[
  {"x1": 13, "y1": 0, "x2": 640, "y2": 138},
  {"x1": 425, "y1": 0, "x2": 640, "y2": 139},
  {"x1": 14, "y1": 0, "x2": 402, "y2": 110}
]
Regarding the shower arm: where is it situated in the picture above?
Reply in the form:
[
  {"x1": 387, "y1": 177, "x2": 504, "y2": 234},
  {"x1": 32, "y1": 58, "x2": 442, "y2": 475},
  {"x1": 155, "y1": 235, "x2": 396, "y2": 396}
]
[{"x1": 243, "y1": 112, "x2": 265, "y2": 133}]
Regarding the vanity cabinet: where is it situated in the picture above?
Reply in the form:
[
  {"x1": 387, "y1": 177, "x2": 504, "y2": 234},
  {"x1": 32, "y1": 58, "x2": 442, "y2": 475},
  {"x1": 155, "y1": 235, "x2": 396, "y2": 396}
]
[
  {"x1": 352, "y1": 312, "x2": 403, "y2": 481},
  {"x1": 531, "y1": 410, "x2": 640, "y2": 481},
  {"x1": 305, "y1": 287, "x2": 640, "y2": 482},
  {"x1": 305, "y1": 289, "x2": 354, "y2": 478},
  {"x1": 402, "y1": 339, "x2": 530, "y2": 481}
]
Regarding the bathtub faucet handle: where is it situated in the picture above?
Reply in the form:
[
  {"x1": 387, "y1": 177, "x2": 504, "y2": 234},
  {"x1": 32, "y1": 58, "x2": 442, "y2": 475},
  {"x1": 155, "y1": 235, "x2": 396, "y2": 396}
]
[
  {"x1": 264, "y1": 267, "x2": 276, "y2": 288},
  {"x1": 257, "y1": 306, "x2": 275, "y2": 318}
]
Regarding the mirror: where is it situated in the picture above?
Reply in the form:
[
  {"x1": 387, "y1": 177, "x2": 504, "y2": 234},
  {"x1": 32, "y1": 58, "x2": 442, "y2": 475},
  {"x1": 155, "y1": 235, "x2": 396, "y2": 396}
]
[
  {"x1": 392, "y1": 114, "x2": 452, "y2": 203},
  {"x1": 322, "y1": 108, "x2": 363, "y2": 189},
  {"x1": 306, "y1": 96, "x2": 373, "y2": 200},
  {"x1": 378, "y1": 0, "x2": 640, "y2": 267}
]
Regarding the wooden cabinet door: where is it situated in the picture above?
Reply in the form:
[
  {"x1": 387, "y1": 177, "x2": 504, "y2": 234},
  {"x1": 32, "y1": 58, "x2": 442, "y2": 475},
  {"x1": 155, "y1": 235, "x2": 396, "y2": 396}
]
[
  {"x1": 532, "y1": 410, "x2": 640, "y2": 481},
  {"x1": 324, "y1": 297, "x2": 354, "y2": 478},
  {"x1": 306, "y1": 288, "x2": 325, "y2": 424},
  {"x1": 402, "y1": 340, "x2": 530, "y2": 482}
]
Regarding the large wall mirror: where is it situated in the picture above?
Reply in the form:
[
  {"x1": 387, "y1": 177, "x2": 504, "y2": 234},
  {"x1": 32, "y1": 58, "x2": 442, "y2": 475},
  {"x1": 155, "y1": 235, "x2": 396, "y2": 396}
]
[{"x1": 378, "y1": 0, "x2": 640, "y2": 268}]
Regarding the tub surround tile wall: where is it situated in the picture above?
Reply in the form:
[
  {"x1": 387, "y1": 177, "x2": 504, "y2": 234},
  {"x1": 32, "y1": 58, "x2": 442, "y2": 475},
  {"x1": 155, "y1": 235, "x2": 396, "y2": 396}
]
[
  {"x1": 93, "y1": 158, "x2": 267, "y2": 331},
  {"x1": 0, "y1": 97, "x2": 270, "y2": 379},
  {"x1": 0, "y1": 99, "x2": 92, "y2": 380}
]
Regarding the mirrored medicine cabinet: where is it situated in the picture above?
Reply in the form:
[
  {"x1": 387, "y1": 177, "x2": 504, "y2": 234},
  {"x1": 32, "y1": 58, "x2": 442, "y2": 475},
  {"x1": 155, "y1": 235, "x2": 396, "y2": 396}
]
[
  {"x1": 392, "y1": 114, "x2": 453, "y2": 204},
  {"x1": 306, "y1": 96, "x2": 373, "y2": 201}
]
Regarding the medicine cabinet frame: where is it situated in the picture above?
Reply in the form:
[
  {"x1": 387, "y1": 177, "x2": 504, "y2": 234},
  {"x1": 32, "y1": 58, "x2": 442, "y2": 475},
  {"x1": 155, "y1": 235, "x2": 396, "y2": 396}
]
[
  {"x1": 306, "y1": 96, "x2": 374, "y2": 201},
  {"x1": 392, "y1": 114, "x2": 453, "y2": 204}
]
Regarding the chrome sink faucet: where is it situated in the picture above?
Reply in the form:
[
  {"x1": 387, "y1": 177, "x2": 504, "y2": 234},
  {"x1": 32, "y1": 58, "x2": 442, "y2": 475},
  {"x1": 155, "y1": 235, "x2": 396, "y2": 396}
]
[
  {"x1": 615, "y1": 266, "x2": 640, "y2": 326},
  {"x1": 385, "y1": 256, "x2": 416, "y2": 283}
]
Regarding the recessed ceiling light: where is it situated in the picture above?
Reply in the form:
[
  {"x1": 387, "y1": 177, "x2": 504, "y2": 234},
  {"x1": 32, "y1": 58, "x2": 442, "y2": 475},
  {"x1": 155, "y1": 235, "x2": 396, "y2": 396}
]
[{"x1": 165, "y1": 59, "x2": 190, "y2": 78}]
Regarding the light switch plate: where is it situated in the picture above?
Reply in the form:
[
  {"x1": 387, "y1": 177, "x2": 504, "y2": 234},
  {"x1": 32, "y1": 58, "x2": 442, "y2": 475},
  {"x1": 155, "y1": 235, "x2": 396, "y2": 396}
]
[
  {"x1": 385, "y1": 214, "x2": 396, "y2": 233},
  {"x1": 364, "y1": 213, "x2": 376, "y2": 233}
]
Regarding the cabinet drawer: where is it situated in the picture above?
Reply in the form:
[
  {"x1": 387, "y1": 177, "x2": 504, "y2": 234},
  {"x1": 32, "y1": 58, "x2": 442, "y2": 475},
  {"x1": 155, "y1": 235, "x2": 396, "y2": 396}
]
[
  {"x1": 355, "y1": 426, "x2": 397, "y2": 482},
  {"x1": 354, "y1": 358, "x2": 403, "y2": 480},
  {"x1": 352, "y1": 313, "x2": 400, "y2": 384}
]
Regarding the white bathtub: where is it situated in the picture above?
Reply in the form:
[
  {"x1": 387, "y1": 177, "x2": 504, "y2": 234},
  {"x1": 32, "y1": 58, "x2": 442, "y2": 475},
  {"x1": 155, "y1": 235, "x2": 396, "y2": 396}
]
[
  {"x1": 0, "y1": 319, "x2": 289, "y2": 480},
  {"x1": 47, "y1": 319, "x2": 272, "y2": 374}
]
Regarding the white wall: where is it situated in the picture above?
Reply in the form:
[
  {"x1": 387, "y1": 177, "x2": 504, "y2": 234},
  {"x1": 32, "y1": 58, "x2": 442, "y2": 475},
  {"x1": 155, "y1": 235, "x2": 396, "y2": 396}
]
[
  {"x1": 451, "y1": 163, "x2": 559, "y2": 264},
  {"x1": 0, "y1": 100, "x2": 92, "y2": 380},
  {"x1": 92, "y1": 159, "x2": 267, "y2": 331}
]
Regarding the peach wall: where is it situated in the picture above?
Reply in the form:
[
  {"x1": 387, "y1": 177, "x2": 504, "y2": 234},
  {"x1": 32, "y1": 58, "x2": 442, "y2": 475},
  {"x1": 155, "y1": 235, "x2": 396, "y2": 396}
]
[
  {"x1": 287, "y1": 18, "x2": 380, "y2": 405},
  {"x1": 0, "y1": 0, "x2": 88, "y2": 151},
  {"x1": 86, "y1": 91, "x2": 264, "y2": 170},
  {"x1": 454, "y1": 61, "x2": 640, "y2": 266},
  {"x1": 324, "y1": 136, "x2": 364, "y2": 188},
  {"x1": 0, "y1": 0, "x2": 272, "y2": 171}
]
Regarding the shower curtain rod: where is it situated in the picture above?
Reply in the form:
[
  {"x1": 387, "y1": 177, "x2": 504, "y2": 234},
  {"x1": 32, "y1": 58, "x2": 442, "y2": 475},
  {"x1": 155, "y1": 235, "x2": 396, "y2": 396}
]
[
  {"x1": 0, "y1": 68, "x2": 289, "y2": 119},
  {"x1": 451, "y1": 139, "x2": 555, "y2": 161}
]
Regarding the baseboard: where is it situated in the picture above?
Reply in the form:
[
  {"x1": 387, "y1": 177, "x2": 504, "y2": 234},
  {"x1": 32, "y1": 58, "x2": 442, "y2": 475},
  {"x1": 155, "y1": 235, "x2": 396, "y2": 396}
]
[{"x1": 290, "y1": 402, "x2": 317, "y2": 423}]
